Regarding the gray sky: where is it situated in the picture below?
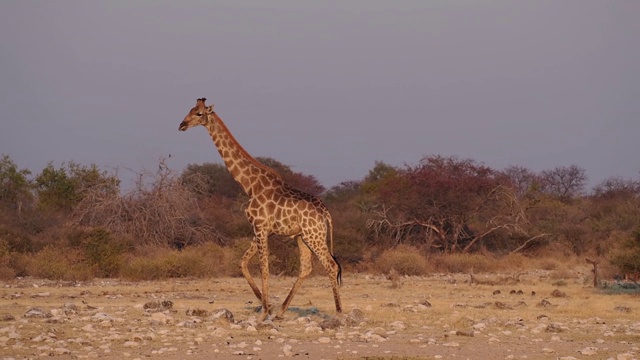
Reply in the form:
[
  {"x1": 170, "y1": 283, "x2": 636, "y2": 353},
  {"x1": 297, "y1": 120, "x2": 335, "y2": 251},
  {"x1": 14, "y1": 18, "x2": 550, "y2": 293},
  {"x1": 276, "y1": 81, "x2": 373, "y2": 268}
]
[{"x1": 1, "y1": 1, "x2": 639, "y2": 191}]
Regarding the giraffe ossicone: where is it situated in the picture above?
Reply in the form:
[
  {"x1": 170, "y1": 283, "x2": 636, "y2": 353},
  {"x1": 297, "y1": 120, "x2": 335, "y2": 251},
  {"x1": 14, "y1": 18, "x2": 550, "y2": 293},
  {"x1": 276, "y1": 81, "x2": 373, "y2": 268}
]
[{"x1": 179, "y1": 97, "x2": 342, "y2": 321}]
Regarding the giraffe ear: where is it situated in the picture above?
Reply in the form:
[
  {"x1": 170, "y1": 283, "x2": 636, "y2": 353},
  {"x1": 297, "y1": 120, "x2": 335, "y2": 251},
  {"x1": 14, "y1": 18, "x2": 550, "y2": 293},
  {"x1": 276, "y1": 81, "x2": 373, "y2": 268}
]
[{"x1": 206, "y1": 105, "x2": 213, "y2": 113}]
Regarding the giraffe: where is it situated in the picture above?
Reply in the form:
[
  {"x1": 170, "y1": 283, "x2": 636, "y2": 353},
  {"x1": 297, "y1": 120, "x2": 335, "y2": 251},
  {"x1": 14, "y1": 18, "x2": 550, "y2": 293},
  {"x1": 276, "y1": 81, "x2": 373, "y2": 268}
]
[{"x1": 179, "y1": 98, "x2": 342, "y2": 320}]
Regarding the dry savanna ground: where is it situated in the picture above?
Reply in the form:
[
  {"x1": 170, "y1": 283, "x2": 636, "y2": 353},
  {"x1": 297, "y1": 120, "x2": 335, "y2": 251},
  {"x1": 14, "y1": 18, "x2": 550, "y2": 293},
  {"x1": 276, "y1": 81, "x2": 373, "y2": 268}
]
[{"x1": 1, "y1": 268, "x2": 639, "y2": 360}]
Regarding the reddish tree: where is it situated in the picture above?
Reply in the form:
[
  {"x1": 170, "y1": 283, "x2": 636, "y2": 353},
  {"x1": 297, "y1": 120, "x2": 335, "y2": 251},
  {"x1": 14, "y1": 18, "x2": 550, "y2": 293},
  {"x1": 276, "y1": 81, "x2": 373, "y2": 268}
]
[
  {"x1": 539, "y1": 164, "x2": 587, "y2": 202},
  {"x1": 256, "y1": 157, "x2": 325, "y2": 196},
  {"x1": 368, "y1": 155, "x2": 535, "y2": 253}
]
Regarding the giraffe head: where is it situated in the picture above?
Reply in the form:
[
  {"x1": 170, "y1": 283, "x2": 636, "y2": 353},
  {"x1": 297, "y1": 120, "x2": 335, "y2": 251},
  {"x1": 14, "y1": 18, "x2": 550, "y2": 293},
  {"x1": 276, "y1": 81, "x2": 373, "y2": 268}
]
[{"x1": 179, "y1": 98, "x2": 214, "y2": 131}]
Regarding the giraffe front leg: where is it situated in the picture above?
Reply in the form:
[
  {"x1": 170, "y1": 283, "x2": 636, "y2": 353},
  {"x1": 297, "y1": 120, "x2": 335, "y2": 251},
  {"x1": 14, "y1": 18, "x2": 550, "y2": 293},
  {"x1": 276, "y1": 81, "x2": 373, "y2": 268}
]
[
  {"x1": 276, "y1": 236, "x2": 313, "y2": 319},
  {"x1": 240, "y1": 240, "x2": 262, "y2": 302}
]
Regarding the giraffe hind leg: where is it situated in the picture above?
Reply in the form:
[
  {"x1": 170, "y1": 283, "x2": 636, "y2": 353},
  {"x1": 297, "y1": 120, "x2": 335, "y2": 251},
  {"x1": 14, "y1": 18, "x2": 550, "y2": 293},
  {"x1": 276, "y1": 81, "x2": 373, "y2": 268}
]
[
  {"x1": 317, "y1": 244, "x2": 343, "y2": 314},
  {"x1": 276, "y1": 236, "x2": 313, "y2": 318},
  {"x1": 240, "y1": 240, "x2": 262, "y2": 302}
]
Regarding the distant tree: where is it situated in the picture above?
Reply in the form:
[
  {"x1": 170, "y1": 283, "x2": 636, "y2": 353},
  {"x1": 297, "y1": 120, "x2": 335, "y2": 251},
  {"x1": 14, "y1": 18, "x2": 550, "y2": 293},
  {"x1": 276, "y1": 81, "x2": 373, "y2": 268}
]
[
  {"x1": 361, "y1": 161, "x2": 398, "y2": 195},
  {"x1": 592, "y1": 176, "x2": 640, "y2": 199},
  {"x1": 181, "y1": 162, "x2": 242, "y2": 199},
  {"x1": 502, "y1": 165, "x2": 539, "y2": 197},
  {"x1": 324, "y1": 181, "x2": 362, "y2": 204},
  {"x1": 368, "y1": 155, "x2": 537, "y2": 253},
  {"x1": 539, "y1": 164, "x2": 587, "y2": 202},
  {"x1": 35, "y1": 161, "x2": 119, "y2": 211},
  {"x1": 0, "y1": 155, "x2": 32, "y2": 213}
]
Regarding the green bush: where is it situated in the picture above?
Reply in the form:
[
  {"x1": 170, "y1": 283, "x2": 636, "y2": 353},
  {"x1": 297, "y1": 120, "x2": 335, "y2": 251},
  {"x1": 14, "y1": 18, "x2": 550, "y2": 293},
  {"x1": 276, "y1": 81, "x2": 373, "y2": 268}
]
[
  {"x1": 67, "y1": 228, "x2": 131, "y2": 277},
  {"x1": 611, "y1": 227, "x2": 640, "y2": 275}
]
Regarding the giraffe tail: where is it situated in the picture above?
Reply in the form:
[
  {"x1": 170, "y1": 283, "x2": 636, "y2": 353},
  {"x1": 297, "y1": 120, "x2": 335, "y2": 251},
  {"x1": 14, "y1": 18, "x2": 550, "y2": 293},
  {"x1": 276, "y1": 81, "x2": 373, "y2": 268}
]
[{"x1": 326, "y1": 213, "x2": 342, "y2": 286}]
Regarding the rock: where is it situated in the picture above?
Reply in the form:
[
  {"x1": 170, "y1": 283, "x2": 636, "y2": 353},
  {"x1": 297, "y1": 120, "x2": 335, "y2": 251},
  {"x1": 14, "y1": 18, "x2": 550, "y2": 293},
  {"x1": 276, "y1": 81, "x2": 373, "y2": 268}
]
[
  {"x1": 538, "y1": 299, "x2": 552, "y2": 307},
  {"x1": 63, "y1": 303, "x2": 78, "y2": 313},
  {"x1": 320, "y1": 317, "x2": 342, "y2": 330},
  {"x1": 551, "y1": 289, "x2": 567, "y2": 297},
  {"x1": 304, "y1": 325, "x2": 322, "y2": 333},
  {"x1": 0, "y1": 314, "x2": 15, "y2": 321},
  {"x1": 209, "y1": 308, "x2": 234, "y2": 324},
  {"x1": 389, "y1": 321, "x2": 405, "y2": 330},
  {"x1": 143, "y1": 300, "x2": 173, "y2": 311},
  {"x1": 186, "y1": 308, "x2": 209, "y2": 317},
  {"x1": 346, "y1": 309, "x2": 365, "y2": 325},
  {"x1": 545, "y1": 323, "x2": 566, "y2": 333},
  {"x1": 149, "y1": 312, "x2": 173, "y2": 325},
  {"x1": 92, "y1": 312, "x2": 113, "y2": 321},
  {"x1": 282, "y1": 344, "x2": 293, "y2": 357},
  {"x1": 494, "y1": 301, "x2": 512, "y2": 310},
  {"x1": 473, "y1": 323, "x2": 486, "y2": 331},
  {"x1": 577, "y1": 347, "x2": 598, "y2": 356},
  {"x1": 30, "y1": 292, "x2": 51, "y2": 298},
  {"x1": 24, "y1": 307, "x2": 51, "y2": 318},
  {"x1": 53, "y1": 347, "x2": 71, "y2": 355}
]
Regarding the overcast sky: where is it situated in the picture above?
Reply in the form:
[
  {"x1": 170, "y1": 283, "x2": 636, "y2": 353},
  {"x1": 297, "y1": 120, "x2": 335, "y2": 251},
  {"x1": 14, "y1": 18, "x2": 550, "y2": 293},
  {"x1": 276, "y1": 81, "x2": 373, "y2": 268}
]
[{"x1": 1, "y1": 1, "x2": 639, "y2": 191}]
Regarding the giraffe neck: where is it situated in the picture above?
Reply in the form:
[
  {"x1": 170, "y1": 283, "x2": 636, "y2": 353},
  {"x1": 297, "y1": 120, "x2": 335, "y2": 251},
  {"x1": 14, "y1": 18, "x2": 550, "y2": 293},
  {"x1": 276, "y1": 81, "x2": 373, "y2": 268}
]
[{"x1": 204, "y1": 111, "x2": 282, "y2": 196}]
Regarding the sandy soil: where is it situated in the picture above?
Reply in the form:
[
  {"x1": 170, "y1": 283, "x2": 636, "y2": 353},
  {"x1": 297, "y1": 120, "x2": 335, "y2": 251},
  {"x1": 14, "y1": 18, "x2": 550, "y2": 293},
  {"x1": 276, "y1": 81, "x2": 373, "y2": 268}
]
[{"x1": 1, "y1": 270, "x2": 638, "y2": 360}]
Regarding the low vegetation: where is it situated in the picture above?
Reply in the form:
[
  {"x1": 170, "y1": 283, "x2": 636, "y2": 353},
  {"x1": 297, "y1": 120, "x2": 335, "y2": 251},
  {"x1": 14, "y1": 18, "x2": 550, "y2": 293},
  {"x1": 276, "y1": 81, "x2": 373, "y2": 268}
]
[{"x1": 0, "y1": 153, "x2": 639, "y2": 282}]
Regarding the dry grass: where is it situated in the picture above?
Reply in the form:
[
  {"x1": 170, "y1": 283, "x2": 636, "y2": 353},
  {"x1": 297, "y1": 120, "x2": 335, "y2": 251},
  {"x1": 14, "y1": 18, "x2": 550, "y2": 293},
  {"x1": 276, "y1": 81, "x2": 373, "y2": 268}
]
[
  {"x1": 373, "y1": 245, "x2": 432, "y2": 275},
  {"x1": 119, "y1": 242, "x2": 239, "y2": 280}
]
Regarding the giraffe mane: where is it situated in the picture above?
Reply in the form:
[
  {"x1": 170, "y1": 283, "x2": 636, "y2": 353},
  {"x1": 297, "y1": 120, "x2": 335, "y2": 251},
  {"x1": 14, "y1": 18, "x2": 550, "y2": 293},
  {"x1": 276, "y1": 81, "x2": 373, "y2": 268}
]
[{"x1": 207, "y1": 109, "x2": 283, "y2": 180}]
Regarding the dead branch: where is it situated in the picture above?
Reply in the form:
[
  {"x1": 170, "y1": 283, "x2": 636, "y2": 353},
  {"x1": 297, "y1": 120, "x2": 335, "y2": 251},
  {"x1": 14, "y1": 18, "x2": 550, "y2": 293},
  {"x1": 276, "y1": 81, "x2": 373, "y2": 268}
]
[
  {"x1": 366, "y1": 204, "x2": 442, "y2": 246},
  {"x1": 509, "y1": 233, "x2": 550, "y2": 255},
  {"x1": 72, "y1": 158, "x2": 225, "y2": 247}
]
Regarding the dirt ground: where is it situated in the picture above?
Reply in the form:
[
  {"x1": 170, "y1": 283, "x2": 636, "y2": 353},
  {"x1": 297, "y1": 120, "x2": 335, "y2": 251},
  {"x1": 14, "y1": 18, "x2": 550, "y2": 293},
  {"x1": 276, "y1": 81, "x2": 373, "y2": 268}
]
[{"x1": 1, "y1": 269, "x2": 639, "y2": 360}]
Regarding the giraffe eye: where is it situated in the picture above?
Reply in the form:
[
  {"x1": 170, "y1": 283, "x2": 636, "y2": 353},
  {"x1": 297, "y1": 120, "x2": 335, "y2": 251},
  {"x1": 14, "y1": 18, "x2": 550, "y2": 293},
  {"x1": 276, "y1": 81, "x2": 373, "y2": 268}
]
[{"x1": 197, "y1": 113, "x2": 203, "y2": 116}]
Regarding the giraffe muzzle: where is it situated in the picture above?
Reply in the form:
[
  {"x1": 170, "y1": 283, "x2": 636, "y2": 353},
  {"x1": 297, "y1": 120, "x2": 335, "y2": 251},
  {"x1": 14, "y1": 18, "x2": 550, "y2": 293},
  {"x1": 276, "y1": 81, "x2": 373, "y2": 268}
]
[{"x1": 179, "y1": 121, "x2": 188, "y2": 131}]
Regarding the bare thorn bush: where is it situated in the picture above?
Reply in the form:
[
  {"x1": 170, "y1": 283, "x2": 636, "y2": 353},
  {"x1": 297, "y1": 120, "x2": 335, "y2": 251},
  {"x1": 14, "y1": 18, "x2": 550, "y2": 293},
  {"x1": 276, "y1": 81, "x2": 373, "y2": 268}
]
[{"x1": 72, "y1": 159, "x2": 224, "y2": 247}]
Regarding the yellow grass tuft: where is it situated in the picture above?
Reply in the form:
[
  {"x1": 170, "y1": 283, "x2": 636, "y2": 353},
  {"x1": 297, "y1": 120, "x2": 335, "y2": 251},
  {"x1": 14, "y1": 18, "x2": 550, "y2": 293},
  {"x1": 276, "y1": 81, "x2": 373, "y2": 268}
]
[{"x1": 373, "y1": 245, "x2": 431, "y2": 276}]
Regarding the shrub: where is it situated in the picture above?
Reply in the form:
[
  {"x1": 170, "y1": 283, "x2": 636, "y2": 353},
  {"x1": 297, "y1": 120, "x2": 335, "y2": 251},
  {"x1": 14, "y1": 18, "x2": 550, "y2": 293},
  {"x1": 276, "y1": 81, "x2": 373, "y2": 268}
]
[
  {"x1": 373, "y1": 245, "x2": 431, "y2": 276},
  {"x1": 0, "y1": 226, "x2": 33, "y2": 253},
  {"x1": 25, "y1": 245, "x2": 93, "y2": 281},
  {"x1": 72, "y1": 162, "x2": 223, "y2": 247},
  {"x1": 67, "y1": 228, "x2": 132, "y2": 277},
  {"x1": 611, "y1": 227, "x2": 640, "y2": 276},
  {"x1": 120, "y1": 243, "x2": 237, "y2": 281},
  {"x1": 430, "y1": 253, "x2": 496, "y2": 273}
]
